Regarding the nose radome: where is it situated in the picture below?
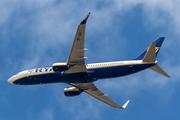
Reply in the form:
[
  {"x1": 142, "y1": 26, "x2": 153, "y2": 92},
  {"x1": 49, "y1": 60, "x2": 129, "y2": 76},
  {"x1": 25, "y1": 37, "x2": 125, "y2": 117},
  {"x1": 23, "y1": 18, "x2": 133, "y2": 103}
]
[{"x1": 8, "y1": 77, "x2": 14, "y2": 84}]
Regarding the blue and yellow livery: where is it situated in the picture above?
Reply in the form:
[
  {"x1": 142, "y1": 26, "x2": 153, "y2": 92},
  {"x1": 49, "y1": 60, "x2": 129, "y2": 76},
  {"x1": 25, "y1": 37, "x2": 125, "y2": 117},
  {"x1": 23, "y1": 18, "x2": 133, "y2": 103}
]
[{"x1": 8, "y1": 13, "x2": 170, "y2": 109}]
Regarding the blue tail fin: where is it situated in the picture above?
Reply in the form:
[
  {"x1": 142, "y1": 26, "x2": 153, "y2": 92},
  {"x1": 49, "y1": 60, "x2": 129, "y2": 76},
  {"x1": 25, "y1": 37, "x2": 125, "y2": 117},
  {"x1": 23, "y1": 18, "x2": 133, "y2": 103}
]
[{"x1": 134, "y1": 37, "x2": 165, "y2": 60}]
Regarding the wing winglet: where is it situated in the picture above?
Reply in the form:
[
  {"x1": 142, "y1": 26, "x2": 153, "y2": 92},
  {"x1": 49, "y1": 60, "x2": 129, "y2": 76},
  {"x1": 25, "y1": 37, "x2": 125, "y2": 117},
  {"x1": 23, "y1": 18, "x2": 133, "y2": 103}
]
[
  {"x1": 122, "y1": 100, "x2": 130, "y2": 108},
  {"x1": 80, "y1": 12, "x2": 91, "y2": 24}
]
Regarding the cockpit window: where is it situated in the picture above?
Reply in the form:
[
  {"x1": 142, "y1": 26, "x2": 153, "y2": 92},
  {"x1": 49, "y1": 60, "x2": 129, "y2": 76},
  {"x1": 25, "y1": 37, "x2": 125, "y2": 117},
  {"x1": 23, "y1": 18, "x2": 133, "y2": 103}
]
[
  {"x1": 16, "y1": 71, "x2": 23, "y2": 75},
  {"x1": 16, "y1": 72, "x2": 20, "y2": 75}
]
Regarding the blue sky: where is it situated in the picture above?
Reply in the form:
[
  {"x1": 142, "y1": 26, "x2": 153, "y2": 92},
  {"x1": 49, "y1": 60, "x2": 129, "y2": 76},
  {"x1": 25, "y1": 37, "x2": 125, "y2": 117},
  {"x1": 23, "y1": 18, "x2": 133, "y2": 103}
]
[{"x1": 1, "y1": 0, "x2": 180, "y2": 120}]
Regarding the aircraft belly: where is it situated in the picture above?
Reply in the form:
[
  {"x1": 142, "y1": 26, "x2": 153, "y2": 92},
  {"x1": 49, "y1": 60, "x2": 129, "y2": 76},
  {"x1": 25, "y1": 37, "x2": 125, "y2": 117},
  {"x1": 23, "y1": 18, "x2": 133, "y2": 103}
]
[
  {"x1": 13, "y1": 72, "x2": 97, "y2": 85},
  {"x1": 13, "y1": 73, "x2": 63, "y2": 85},
  {"x1": 61, "y1": 72, "x2": 96, "y2": 83}
]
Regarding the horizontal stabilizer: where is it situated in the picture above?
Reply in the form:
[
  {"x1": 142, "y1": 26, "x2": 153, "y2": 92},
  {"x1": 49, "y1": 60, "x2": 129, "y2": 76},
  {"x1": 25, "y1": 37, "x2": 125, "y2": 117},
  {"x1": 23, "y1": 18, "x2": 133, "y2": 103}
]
[
  {"x1": 149, "y1": 64, "x2": 170, "y2": 78},
  {"x1": 143, "y1": 41, "x2": 156, "y2": 62},
  {"x1": 122, "y1": 100, "x2": 130, "y2": 108}
]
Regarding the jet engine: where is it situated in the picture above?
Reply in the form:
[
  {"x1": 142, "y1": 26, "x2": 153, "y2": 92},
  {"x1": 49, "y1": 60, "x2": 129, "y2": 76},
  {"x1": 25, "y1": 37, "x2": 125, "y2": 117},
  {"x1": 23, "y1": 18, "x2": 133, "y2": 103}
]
[
  {"x1": 64, "y1": 87, "x2": 82, "y2": 97},
  {"x1": 52, "y1": 62, "x2": 68, "y2": 72}
]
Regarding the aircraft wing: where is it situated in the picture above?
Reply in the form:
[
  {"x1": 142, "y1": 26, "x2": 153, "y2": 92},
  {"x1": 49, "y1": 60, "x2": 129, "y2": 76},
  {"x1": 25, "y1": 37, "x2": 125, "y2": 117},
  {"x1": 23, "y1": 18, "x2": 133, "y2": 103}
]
[
  {"x1": 65, "y1": 13, "x2": 90, "y2": 74},
  {"x1": 69, "y1": 82, "x2": 130, "y2": 108}
]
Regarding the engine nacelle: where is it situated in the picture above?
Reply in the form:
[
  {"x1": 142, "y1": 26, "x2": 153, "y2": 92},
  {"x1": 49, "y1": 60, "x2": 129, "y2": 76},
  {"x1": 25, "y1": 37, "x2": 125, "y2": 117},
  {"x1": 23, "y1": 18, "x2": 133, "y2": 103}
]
[
  {"x1": 52, "y1": 62, "x2": 68, "y2": 72},
  {"x1": 64, "y1": 87, "x2": 82, "y2": 97}
]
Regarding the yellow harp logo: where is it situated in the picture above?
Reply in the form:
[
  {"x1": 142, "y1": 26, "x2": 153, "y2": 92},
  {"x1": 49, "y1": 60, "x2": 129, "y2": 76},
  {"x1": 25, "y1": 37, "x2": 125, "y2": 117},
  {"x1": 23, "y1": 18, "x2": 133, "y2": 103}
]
[{"x1": 147, "y1": 47, "x2": 160, "y2": 53}]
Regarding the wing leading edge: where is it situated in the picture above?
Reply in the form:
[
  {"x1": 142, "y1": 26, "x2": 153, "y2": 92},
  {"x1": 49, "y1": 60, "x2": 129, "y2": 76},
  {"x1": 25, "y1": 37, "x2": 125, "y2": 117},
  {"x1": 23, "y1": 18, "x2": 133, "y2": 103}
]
[{"x1": 69, "y1": 82, "x2": 130, "y2": 109}]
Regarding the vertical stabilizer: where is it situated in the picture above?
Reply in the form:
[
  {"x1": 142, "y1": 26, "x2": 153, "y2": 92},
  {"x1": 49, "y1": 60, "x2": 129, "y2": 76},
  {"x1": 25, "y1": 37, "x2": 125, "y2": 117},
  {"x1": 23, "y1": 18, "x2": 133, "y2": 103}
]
[
  {"x1": 135, "y1": 37, "x2": 164, "y2": 60},
  {"x1": 141, "y1": 39, "x2": 170, "y2": 78}
]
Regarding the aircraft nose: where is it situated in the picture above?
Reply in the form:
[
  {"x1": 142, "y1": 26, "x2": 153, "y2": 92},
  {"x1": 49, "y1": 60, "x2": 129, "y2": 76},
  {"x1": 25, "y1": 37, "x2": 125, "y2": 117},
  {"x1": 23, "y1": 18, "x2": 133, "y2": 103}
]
[{"x1": 8, "y1": 76, "x2": 14, "y2": 84}]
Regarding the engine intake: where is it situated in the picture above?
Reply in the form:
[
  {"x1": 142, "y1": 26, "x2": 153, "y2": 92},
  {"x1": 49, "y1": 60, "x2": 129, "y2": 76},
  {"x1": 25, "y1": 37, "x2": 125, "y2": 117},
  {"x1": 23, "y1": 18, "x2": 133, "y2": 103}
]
[{"x1": 64, "y1": 87, "x2": 82, "y2": 96}]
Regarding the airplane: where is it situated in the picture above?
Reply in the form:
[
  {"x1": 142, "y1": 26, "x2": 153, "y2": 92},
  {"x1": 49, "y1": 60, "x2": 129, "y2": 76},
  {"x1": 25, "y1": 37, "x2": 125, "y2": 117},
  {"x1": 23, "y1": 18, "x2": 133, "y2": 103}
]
[{"x1": 8, "y1": 12, "x2": 170, "y2": 109}]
